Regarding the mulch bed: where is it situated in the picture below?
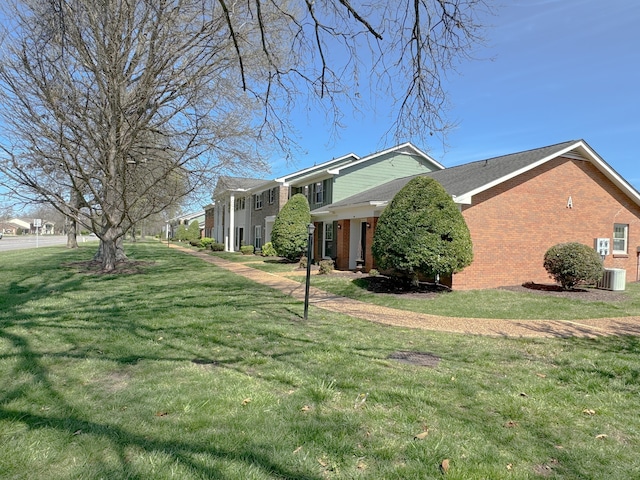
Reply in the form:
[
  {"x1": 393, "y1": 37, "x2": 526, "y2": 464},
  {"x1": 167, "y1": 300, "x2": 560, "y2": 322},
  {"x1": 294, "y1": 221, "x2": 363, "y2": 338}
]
[
  {"x1": 500, "y1": 282, "x2": 628, "y2": 302},
  {"x1": 63, "y1": 260, "x2": 153, "y2": 275},
  {"x1": 335, "y1": 272, "x2": 628, "y2": 302},
  {"x1": 350, "y1": 274, "x2": 451, "y2": 299}
]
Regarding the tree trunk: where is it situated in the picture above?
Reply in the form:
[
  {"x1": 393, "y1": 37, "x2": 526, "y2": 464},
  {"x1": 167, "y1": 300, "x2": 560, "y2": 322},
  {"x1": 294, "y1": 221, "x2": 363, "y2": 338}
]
[
  {"x1": 93, "y1": 227, "x2": 127, "y2": 271},
  {"x1": 66, "y1": 216, "x2": 78, "y2": 248}
]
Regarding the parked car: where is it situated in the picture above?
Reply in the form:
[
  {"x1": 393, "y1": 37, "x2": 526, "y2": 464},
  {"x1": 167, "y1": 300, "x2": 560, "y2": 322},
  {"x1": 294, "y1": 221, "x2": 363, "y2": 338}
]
[{"x1": 0, "y1": 232, "x2": 3, "y2": 239}]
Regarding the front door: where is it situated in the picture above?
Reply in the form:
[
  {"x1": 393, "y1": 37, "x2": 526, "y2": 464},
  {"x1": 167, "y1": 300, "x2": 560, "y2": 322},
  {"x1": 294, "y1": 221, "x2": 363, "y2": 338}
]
[{"x1": 357, "y1": 221, "x2": 367, "y2": 268}]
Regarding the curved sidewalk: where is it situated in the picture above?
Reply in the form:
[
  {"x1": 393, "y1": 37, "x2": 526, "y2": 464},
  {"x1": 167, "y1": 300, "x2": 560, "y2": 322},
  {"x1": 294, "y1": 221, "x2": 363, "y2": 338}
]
[{"x1": 175, "y1": 246, "x2": 640, "y2": 338}]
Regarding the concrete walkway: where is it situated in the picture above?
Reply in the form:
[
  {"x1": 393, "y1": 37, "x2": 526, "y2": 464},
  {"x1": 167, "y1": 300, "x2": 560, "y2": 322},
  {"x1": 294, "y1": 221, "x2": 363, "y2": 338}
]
[{"x1": 173, "y1": 246, "x2": 640, "y2": 338}]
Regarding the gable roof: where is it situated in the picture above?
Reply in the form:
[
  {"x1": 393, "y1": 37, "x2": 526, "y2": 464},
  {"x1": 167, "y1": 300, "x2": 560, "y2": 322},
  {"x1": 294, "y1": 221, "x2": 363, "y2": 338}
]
[
  {"x1": 326, "y1": 142, "x2": 444, "y2": 174},
  {"x1": 275, "y1": 153, "x2": 359, "y2": 185},
  {"x1": 313, "y1": 139, "x2": 640, "y2": 212},
  {"x1": 213, "y1": 176, "x2": 270, "y2": 197}
]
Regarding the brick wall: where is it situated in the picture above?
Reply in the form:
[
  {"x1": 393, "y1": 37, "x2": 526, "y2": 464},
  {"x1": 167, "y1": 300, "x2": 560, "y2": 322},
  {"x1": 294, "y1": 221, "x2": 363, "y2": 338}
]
[
  {"x1": 364, "y1": 217, "x2": 378, "y2": 271},
  {"x1": 335, "y1": 219, "x2": 351, "y2": 270},
  {"x1": 453, "y1": 157, "x2": 640, "y2": 289},
  {"x1": 251, "y1": 186, "x2": 288, "y2": 247},
  {"x1": 204, "y1": 207, "x2": 214, "y2": 238}
]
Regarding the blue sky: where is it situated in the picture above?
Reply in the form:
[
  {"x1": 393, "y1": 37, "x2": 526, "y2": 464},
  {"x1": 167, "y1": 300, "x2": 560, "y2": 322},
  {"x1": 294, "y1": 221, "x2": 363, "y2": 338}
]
[{"x1": 271, "y1": 0, "x2": 640, "y2": 190}]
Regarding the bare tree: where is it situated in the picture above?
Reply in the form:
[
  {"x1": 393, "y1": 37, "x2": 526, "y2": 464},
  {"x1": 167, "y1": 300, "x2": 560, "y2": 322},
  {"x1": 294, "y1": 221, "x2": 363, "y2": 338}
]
[{"x1": 0, "y1": 0, "x2": 490, "y2": 271}]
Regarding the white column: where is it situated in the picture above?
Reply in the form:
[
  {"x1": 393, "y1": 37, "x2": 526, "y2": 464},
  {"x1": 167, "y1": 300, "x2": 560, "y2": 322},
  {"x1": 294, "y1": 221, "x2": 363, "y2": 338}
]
[
  {"x1": 227, "y1": 194, "x2": 235, "y2": 252},
  {"x1": 214, "y1": 201, "x2": 221, "y2": 243}
]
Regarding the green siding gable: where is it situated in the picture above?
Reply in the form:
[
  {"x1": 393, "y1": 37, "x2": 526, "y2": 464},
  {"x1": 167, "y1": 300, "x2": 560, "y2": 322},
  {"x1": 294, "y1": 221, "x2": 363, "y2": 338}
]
[{"x1": 332, "y1": 152, "x2": 438, "y2": 202}]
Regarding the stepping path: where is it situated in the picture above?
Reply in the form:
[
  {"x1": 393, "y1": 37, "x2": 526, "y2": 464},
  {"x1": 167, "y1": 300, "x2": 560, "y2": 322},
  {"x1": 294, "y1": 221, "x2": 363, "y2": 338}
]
[{"x1": 172, "y1": 246, "x2": 640, "y2": 338}]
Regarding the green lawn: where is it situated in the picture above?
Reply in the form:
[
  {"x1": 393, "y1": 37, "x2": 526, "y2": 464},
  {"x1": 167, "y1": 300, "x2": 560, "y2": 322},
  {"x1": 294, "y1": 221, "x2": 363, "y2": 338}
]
[
  {"x1": 2, "y1": 243, "x2": 640, "y2": 479},
  {"x1": 291, "y1": 268, "x2": 640, "y2": 320}
]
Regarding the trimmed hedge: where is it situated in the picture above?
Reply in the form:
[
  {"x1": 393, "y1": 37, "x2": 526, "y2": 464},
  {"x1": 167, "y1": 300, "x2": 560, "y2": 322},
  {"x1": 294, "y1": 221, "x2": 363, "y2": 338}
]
[
  {"x1": 372, "y1": 176, "x2": 473, "y2": 285},
  {"x1": 271, "y1": 193, "x2": 311, "y2": 261},
  {"x1": 543, "y1": 242, "x2": 604, "y2": 290}
]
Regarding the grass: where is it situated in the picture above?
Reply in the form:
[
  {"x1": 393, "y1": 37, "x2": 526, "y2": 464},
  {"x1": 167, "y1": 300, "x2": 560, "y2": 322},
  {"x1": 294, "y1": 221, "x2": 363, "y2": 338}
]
[
  {"x1": 279, "y1": 267, "x2": 640, "y2": 320},
  {"x1": 1, "y1": 243, "x2": 640, "y2": 478}
]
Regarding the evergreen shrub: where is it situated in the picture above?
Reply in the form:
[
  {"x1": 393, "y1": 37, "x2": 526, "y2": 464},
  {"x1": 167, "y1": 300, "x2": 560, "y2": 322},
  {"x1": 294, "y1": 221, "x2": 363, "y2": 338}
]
[
  {"x1": 372, "y1": 177, "x2": 473, "y2": 286},
  {"x1": 271, "y1": 194, "x2": 311, "y2": 261},
  {"x1": 543, "y1": 242, "x2": 604, "y2": 290}
]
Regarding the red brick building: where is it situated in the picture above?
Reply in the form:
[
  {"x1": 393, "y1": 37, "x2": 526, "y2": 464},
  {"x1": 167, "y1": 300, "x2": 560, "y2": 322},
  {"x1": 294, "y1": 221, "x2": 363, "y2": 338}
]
[{"x1": 311, "y1": 140, "x2": 640, "y2": 289}]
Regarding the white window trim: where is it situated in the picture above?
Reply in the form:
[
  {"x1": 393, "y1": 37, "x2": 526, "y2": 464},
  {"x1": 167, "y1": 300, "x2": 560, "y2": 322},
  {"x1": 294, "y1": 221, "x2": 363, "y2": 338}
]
[
  {"x1": 613, "y1": 223, "x2": 628, "y2": 254},
  {"x1": 315, "y1": 182, "x2": 324, "y2": 204},
  {"x1": 254, "y1": 225, "x2": 262, "y2": 249},
  {"x1": 254, "y1": 192, "x2": 263, "y2": 210},
  {"x1": 323, "y1": 222, "x2": 333, "y2": 258}
]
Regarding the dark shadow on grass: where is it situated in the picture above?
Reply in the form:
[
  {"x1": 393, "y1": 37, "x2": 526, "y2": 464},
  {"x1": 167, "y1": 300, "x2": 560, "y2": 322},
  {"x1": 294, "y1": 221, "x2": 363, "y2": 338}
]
[
  {"x1": 0, "y1": 407, "x2": 322, "y2": 480},
  {"x1": 0, "y1": 244, "x2": 328, "y2": 478}
]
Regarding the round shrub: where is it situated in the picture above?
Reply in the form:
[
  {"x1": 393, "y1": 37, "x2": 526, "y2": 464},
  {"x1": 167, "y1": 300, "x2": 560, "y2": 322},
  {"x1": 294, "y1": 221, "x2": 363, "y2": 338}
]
[
  {"x1": 271, "y1": 194, "x2": 311, "y2": 261},
  {"x1": 372, "y1": 176, "x2": 473, "y2": 286},
  {"x1": 210, "y1": 242, "x2": 225, "y2": 251},
  {"x1": 543, "y1": 242, "x2": 604, "y2": 290},
  {"x1": 318, "y1": 259, "x2": 334, "y2": 275},
  {"x1": 260, "y1": 242, "x2": 278, "y2": 257}
]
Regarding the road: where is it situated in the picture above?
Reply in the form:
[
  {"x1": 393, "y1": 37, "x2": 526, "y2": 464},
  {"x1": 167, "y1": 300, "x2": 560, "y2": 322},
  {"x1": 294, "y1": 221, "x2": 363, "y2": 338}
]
[{"x1": 0, "y1": 235, "x2": 97, "y2": 252}]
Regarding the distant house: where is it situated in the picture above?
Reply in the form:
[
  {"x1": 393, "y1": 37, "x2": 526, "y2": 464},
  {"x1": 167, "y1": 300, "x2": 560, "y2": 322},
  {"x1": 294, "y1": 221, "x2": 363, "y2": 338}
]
[
  {"x1": 212, "y1": 143, "x2": 443, "y2": 252},
  {"x1": 3, "y1": 218, "x2": 55, "y2": 235},
  {"x1": 166, "y1": 211, "x2": 205, "y2": 239},
  {"x1": 312, "y1": 140, "x2": 640, "y2": 289}
]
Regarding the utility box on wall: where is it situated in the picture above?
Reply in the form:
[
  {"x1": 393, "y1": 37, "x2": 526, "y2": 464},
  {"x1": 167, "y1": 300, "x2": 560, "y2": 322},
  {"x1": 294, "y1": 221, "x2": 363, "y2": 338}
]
[{"x1": 595, "y1": 238, "x2": 610, "y2": 257}]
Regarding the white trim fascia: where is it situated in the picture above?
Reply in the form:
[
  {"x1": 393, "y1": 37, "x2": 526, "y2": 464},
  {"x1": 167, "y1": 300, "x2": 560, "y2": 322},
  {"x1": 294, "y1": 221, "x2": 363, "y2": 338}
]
[
  {"x1": 311, "y1": 205, "x2": 384, "y2": 222},
  {"x1": 274, "y1": 153, "x2": 359, "y2": 183},
  {"x1": 576, "y1": 141, "x2": 640, "y2": 206},
  {"x1": 244, "y1": 180, "x2": 279, "y2": 195},
  {"x1": 456, "y1": 143, "x2": 581, "y2": 203},
  {"x1": 311, "y1": 201, "x2": 388, "y2": 217},
  {"x1": 327, "y1": 142, "x2": 444, "y2": 174},
  {"x1": 452, "y1": 140, "x2": 640, "y2": 207},
  {"x1": 287, "y1": 171, "x2": 334, "y2": 186}
]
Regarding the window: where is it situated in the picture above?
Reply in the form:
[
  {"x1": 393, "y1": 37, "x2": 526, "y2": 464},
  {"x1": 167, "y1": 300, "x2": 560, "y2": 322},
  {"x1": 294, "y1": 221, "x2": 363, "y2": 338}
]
[
  {"x1": 315, "y1": 182, "x2": 324, "y2": 204},
  {"x1": 324, "y1": 222, "x2": 334, "y2": 258},
  {"x1": 234, "y1": 197, "x2": 245, "y2": 211},
  {"x1": 613, "y1": 223, "x2": 628, "y2": 254},
  {"x1": 254, "y1": 192, "x2": 263, "y2": 210},
  {"x1": 268, "y1": 188, "x2": 275, "y2": 204},
  {"x1": 254, "y1": 225, "x2": 262, "y2": 249}
]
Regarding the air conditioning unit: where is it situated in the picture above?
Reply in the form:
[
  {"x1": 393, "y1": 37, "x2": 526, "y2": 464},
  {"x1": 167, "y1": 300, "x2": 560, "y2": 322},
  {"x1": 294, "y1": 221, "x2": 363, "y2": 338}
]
[{"x1": 597, "y1": 268, "x2": 626, "y2": 291}]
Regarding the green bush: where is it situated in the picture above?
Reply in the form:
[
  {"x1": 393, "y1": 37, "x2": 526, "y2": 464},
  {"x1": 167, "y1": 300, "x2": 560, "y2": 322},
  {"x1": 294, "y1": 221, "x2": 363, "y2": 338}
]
[
  {"x1": 210, "y1": 242, "x2": 225, "y2": 251},
  {"x1": 240, "y1": 245, "x2": 254, "y2": 255},
  {"x1": 260, "y1": 242, "x2": 278, "y2": 257},
  {"x1": 318, "y1": 259, "x2": 334, "y2": 275},
  {"x1": 271, "y1": 193, "x2": 311, "y2": 261},
  {"x1": 176, "y1": 224, "x2": 188, "y2": 241},
  {"x1": 543, "y1": 242, "x2": 604, "y2": 290},
  {"x1": 299, "y1": 255, "x2": 308, "y2": 269},
  {"x1": 368, "y1": 269, "x2": 380, "y2": 277},
  {"x1": 372, "y1": 177, "x2": 473, "y2": 286},
  {"x1": 200, "y1": 237, "x2": 214, "y2": 249},
  {"x1": 186, "y1": 221, "x2": 201, "y2": 243},
  {"x1": 189, "y1": 239, "x2": 202, "y2": 247}
]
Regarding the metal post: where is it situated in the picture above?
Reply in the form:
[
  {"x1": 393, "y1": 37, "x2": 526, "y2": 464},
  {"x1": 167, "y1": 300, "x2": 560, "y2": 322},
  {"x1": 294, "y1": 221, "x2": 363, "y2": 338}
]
[{"x1": 303, "y1": 223, "x2": 315, "y2": 320}]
